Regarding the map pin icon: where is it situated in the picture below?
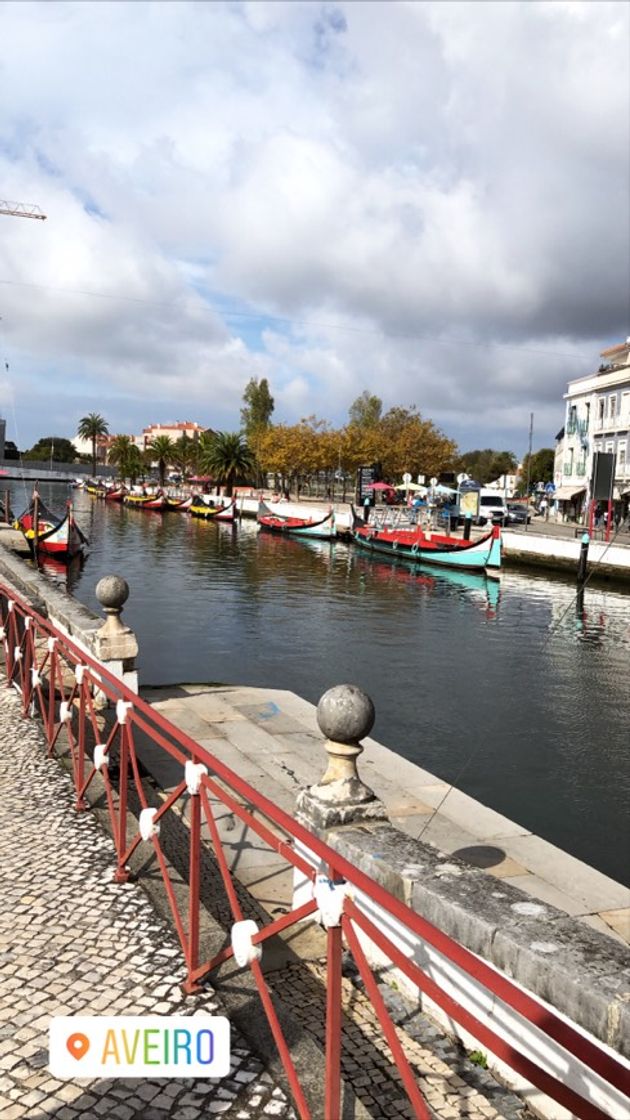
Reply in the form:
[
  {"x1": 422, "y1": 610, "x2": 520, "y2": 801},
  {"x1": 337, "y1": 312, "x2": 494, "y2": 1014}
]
[{"x1": 66, "y1": 1032, "x2": 90, "y2": 1060}]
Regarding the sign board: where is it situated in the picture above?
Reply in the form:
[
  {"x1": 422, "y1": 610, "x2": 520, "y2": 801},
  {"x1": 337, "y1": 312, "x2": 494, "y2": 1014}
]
[
  {"x1": 591, "y1": 452, "x2": 615, "y2": 501},
  {"x1": 457, "y1": 473, "x2": 469, "y2": 484},
  {"x1": 459, "y1": 490, "x2": 479, "y2": 518},
  {"x1": 402, "y1": 472, "x2": 412, "y2": 484},
  {"x1": 417, "y1": 474, "x2": 425, "y2": 485},
  {"x1": 430, "y1": 477, "x2": 438, "y2": 487},
  {"x1": 356, "y1": 465, "x2": 376, "y2": 504}
]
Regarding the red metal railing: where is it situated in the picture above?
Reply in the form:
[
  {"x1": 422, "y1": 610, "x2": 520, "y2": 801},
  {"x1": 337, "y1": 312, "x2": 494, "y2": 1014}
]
[{"x1": 1, "y1": 579, "x2": 628, "y2": 1119}]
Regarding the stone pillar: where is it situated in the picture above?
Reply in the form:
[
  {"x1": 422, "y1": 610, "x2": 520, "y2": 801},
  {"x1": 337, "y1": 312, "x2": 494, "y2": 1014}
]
[
  {"x1": 297, "y1": 684, "x2": 388, "y2": 832},
  {"x1": 93, "y1": 575, "x2": 139, "y2": 695},
  {"x1": 294, "y1": 684, "x2": 388, "y2": 915}
]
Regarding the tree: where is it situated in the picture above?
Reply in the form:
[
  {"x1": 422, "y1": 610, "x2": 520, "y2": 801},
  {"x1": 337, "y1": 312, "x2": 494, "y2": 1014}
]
[
  {"x1": 520, "y1": 448, "x2": 555, "y2": 490},
  {"x1": 374, "y1": 406, "x2": 458, "y2": 480},
  {"x1": 147, "y1": 435, "x2": 175, "y2": 488},
  {"x1": 108, "y1": 436, "x2": 143, "y2": 483},
  {"x1": 77, "y1": 412, "x2": 109, "y2": 475},
  {"x1": 198, "y1": 431, "x2": 255, "y2": 496},
  {"x1": 348, "y1": 391, "x2": 382, "y2": 428},
  {"x1": 171, "y1": 433, "x2": 199, "y2": 478},
  {"x1": 241, "y1": 378, "x2": 275, "y2": 438},
  {"x1": 24, "y1": 437, "x2": 77, "y2": 463},
  {"x1": 458, "y1": 449, "x2": 518, "y2": 485}
]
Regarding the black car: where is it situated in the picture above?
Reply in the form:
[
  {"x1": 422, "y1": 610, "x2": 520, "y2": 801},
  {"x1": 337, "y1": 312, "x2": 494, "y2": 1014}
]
[{"x1": 506, "y1": 503, "x2": 531, "y2": 525}]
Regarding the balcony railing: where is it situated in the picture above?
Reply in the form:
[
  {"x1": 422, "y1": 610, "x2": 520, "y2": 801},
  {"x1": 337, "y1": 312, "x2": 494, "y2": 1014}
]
[
  {"x1": 576, "y1": 462, "x2": 587, "y2": 476},
  {"x1": 0, "y1": 580, "x2": 627, "y2": 1120},
  {"x1": 566, "y1": 419, "x2": 589, "y2": 436}
]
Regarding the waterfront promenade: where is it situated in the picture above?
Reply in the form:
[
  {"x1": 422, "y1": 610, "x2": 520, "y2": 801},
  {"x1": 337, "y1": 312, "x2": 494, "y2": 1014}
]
[
  {"x1": 0, "y1": 686, "x2": 532, "y2": 1120},
  {"x1": 141, "y1": 683, "x2": 629, "y2": 946}
]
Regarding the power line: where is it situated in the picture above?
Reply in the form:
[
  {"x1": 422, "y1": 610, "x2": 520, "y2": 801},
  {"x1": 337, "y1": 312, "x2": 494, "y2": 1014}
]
[{"x1": 0, "y1": 277, "x2": 595, "y2": 362}]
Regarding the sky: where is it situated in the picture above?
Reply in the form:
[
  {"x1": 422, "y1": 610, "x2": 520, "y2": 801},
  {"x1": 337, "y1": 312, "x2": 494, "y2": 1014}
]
[{"x1": 0, "y1": 0, "x2": 628, "y2": 456}]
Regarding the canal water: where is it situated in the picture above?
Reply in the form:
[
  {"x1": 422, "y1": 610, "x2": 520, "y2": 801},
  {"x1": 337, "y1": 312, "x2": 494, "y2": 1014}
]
[{"x1": 9, "y1": 481, "x2": 630, "y2": 887}]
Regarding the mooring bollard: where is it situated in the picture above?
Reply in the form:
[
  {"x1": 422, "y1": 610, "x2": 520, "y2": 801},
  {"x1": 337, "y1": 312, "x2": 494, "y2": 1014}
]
[
  {"x1": 577, "y1": 532, "x2": 590, "y2": 585},
  {"x1": 93, "y1": 575, "x2": 139, "y2": 696},
  {"x1": 463, "y1": 512, "x2": 472, "y2": 540},
  {"x1": 296, "y1": 684, "x2": 388, "y2": 832}
]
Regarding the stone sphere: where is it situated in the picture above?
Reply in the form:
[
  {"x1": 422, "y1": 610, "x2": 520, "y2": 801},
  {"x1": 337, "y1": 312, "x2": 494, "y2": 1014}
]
[
  {"x1": 317, "y1": 684, "x2": 375, "y2": 744},
  {"x1": 95, "y1": 575, "x2": 130, "y2": 610}
]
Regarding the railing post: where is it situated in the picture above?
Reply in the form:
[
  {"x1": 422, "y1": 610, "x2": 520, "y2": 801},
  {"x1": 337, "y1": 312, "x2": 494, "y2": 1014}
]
[
  {"x1": 93, "y1": 576, "x2": 139, "y2": 699},
  {"x1": 183, "y1": 778, "x2": 202, "y2": 995},
  {"x1": 295, "y1": 684, "x2": 388, "y2": 833}
]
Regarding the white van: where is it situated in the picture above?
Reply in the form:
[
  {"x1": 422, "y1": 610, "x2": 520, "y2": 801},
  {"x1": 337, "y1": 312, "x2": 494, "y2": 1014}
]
[{"x1": 477, "y1": 489, "x2": 507, "y2": 525}]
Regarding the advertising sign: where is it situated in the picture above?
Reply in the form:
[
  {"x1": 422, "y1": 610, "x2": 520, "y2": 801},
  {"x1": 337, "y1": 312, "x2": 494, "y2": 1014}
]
[
  {"x1": 356, "y1": 465, "x2": 375, "y2": 503},
  {"x1": 591, "y1": 452, "x2": 615, "y2": 501}
]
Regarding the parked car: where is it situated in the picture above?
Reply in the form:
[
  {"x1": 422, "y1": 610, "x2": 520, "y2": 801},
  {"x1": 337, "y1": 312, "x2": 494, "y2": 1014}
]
[
  {"x1": 477, "y1": 490, "x2": 508, "y2": 525},
  {"x1": 506, "y1": 503, "x2": 531, "y2": 525}
]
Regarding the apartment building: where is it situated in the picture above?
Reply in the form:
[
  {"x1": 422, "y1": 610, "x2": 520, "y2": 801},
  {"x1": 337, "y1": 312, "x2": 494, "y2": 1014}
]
[
  {"x1": 556, "y1": 339, "x2": 630, "y2": 517},
  {"x1": 134, "y1": 421, "x2": 207, "y2": 451}
]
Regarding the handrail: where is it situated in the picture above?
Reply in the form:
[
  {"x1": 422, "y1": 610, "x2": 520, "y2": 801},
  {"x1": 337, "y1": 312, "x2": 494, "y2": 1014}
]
[{"x1": 1, "y1": 577, "x2": 627, "y2": 1119}]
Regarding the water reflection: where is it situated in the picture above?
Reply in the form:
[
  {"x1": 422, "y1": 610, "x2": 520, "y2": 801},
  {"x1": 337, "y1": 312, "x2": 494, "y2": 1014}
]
[{"x1": 4, "y1": 480, "x2": 630, "y2": 885}]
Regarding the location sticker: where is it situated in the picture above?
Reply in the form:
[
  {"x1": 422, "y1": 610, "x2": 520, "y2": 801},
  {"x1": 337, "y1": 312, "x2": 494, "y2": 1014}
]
[{"x1": 66, "y1": 1032, "x2": 90, "y2": 1061}]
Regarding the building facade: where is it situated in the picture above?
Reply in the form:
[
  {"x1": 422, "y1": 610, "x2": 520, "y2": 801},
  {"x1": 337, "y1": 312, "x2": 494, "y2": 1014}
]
[
  {"x1": 135, "y1": 421, "x2": 207, "y2": 451},
  {"x1": 555, "y1": 340, "x2": 630, "y2": 519}
]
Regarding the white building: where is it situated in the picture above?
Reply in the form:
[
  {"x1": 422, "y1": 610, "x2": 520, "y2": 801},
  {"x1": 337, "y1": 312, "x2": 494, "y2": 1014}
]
[{"x1": 555, "y1": 339, "x2": 630, "y2": 518}]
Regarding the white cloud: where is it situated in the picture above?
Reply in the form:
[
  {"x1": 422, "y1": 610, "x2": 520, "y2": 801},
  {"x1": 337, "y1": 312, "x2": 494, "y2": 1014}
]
[{"x1": 0, "y1": 0, "x2": 627, "y2": 453}]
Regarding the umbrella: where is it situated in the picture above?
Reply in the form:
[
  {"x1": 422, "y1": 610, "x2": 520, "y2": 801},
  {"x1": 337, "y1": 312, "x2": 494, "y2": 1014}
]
[
  {"x1": 366, "y1": 481, "x2": 396, "y2": 491},
  {"x1": 395, "y1": 481, "x2": 427, "y2": 492},
  {"x1": 432, "y1": 484, "x2": 457, "y2": 496}
]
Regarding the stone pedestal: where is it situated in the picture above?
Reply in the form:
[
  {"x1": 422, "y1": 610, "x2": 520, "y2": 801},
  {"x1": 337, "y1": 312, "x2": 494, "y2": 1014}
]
[
  {"x1": 93, "y1": 575, "x2": 138, "y2": 696},
  {"x1": 296, "y1": 684, "x2": 388, "y2": 832}
]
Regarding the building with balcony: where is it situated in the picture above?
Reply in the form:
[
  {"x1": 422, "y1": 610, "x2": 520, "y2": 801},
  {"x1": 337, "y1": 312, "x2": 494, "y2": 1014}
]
[
  {"x1": 555, "y1": 339, "x2": 630, "y2": 519},
  {"x1": 136, "y1": 421, "x2": 208, "y2": 451}
]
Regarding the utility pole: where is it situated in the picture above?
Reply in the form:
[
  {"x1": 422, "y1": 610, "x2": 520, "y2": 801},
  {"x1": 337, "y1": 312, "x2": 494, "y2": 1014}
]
[
  {"x1": 524, "y1": 412, "x2": 534, "y2": 532},
  {"x1": 0, "y1": 201, "x2": 46, "y2": 220}
]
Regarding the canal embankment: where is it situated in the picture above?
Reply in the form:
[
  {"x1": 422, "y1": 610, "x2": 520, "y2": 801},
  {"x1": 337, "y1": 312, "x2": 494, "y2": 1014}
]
[{"x1": 1, "y1": 547, "x2": 628, "y2": 1118}]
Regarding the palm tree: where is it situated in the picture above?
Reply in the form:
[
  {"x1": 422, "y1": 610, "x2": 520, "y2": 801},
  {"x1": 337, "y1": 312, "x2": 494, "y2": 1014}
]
[
  {"x1": 77, "y1": 412, "x2": 109, "y2": 476},
  {"x1": 147, "y1": 435, "x2": 175, "y2": 488},
  {"x1": 198, "y1": 431, "x2": 255, "y2": 496},
  {"x1": 171, "y1": 432, "x2": 199, "y2": 479},
  {"x1": 108, "y1": 436, "x2": 143, "y2": 483}
]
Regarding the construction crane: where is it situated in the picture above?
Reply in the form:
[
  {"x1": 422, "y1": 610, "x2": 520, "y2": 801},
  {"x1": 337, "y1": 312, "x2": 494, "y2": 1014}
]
[{"x1": 0, "y1": 201, "x2": 46, "y2": 220}]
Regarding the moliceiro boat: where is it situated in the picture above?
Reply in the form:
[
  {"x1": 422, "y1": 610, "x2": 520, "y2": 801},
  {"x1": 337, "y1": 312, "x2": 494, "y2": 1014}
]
[
  {"x1": 15, "y1": 494, "x2": 88, "y2": 562},
  {"x1": 189, "y1": 496, "x2": 237, "y2": 521},
  {"x1": 124, "y1": 491, "x2": 169, "y2": 510},
  {"x1": 352, "y1": 517, "x2": 501, "y2": 571},
  {"x1": 257, "y1": 500, "x2": 336, "y2": 540}
]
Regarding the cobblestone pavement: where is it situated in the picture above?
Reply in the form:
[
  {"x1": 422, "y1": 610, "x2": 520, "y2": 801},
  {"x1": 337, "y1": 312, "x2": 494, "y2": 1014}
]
[
  {"x1": 0, "y1": 685, "x2": 534, "y2": 1120},
  {"x1": 0, "y1": 688, "x2": 296, "y2": 1120}
]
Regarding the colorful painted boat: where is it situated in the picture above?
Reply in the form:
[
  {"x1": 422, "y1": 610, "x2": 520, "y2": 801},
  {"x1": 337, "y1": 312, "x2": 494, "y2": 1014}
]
[
  {"x1": 257, "y1": 500, "x2": 336, "y2": 540},
  {"x1": 104, "y1": 486, "x2": 128, "y2": 502},
  {"x1": 166, "y1": 495, "x2": 194, "y2": 511},
  {"x1": 352, "y1": 513, "x2": 501, "y2": 571},
  {"x1": 86, "y1": 482, "x2": 106, "y2": 497},
  {"x1": 189, "y1": 496, "x2": 222, "y2": 519},
  {"x1": 124, "y1": 491, "x2": 168, "y2": 510},
  {"x1": 15, "y1": 496, "x2": 88, "y2": 561}
]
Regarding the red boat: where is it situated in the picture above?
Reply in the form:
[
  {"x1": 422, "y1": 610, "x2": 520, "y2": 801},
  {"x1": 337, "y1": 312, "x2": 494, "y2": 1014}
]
[
  {"x1": 104, "y1": 486, "x2": 128, "y2": 502},
  {"x1": 15, "y1": 496, "x2": 88, "y2": 561},
  {"x1": 257, "y1": 500, "x2": 336, "y2": 540},
  {"x1": 125, "y1": 491, "x2": 169, "y2": 511},
  {"x1": 166, "y1": 495, "x2": 194, "y2": 511}
]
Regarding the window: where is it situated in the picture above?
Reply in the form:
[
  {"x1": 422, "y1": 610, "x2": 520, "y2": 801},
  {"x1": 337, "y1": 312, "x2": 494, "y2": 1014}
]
[
  {"x1": 618, "y1": 443, "x2": 627, "y2": 473},
  {"x1": 598, "y1": 399, "x2": 605, "y2": 425},
  {"x1": 609, "y1": 395, "x2": 617, "y2": 422}
]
